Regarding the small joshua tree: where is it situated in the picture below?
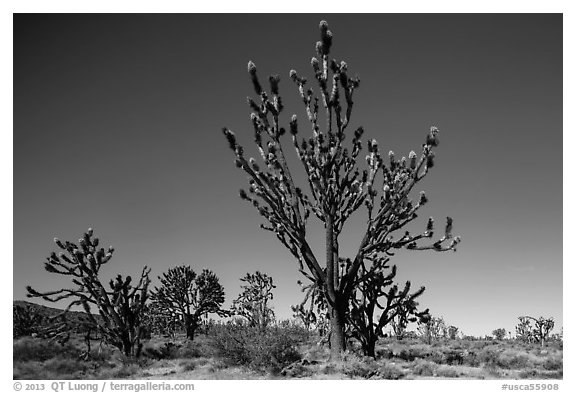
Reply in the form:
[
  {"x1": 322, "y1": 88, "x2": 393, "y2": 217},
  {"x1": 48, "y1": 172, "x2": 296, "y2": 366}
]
[
  {"x1": 348, "y1": 264, "x2": 430, "y2": 357},
  {"x1": 292, "y1": 279, "x2": 329, "y2": 336},
  {"x1": 232, "y1": 271, "x2": 276, "y2": 330},
  {"x1": 26, "y1": 229, "x2": 150, "y2": 357},
  {"x1": 515, "y1": 316, "x2": 533, "y2": 343},
  {"x1": 222, "y1": 20, "x2": 460, "y2": 359},
  {"x1": 447, "y1": 325, "x2": 459, "y2": 340},
  {"x1": 418, "y1": 315, "x2": 446, "y2": 345},
  {"x1": 492, "y1": 328, "x2": 507, "y2": 341},
  {"x1": 151, "y1": 266, "x2": 228, "y2": 341}
]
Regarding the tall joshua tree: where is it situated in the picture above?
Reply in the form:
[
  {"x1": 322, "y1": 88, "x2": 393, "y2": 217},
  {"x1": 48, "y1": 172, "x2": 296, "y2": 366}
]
[
  {"x1": 27, "y1": 229, "x2": 150, "y2": 357},
  {"x1": 222, "y1": 20, "x2": 460, "y2": 358},
  {"x1": 150, "y1": 266, "x2": 228, "y2": 340}
]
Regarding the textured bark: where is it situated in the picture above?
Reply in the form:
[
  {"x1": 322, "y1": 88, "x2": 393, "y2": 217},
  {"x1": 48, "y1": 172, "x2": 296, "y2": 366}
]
[
  {"x1": 328, "y1": 300, "x2": 347, "y2": 359},
  {"x1": 185, "y1": 315, "x2": 198, "y2": 341}
]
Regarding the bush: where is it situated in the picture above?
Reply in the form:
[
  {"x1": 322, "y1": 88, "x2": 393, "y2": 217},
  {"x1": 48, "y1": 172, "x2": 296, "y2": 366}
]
[
  {"x1": 412, "y1": 359, "x2": 438, "y2": 376},
  {"x1": 436, "y1": 365, "x2": 460, "y2": 378},
  {"x1": 176, "y1": 340, "x2": 203, "y2": 358},
  {"x1": 178, "y1": 360, "x2": 196, "y2": 371},
  {"x1": 443, "y1": 349, "x2": 464, "y2": 365},
  {"x1": 13, "y1": 337, "x2": 81, "y2": 362},
  {"x1": 463, "y1": 350, "x2": 480, "y2": 367},
  {"x1": 142, "y1": 342, "x2": 182, "y2": 360},
  {"x1": 44, "y1": 358, "x2": 89, "y2": 378},
  {"x1": 209, "y1": 321, "x2": 303, "y2": 374},
  {"x1": 478, "y1": 347, "x2": 500, "y2": 366},
  {"x1": 542, "y1": 357, "x2": 562, "y2": 371},
  {"x1": 378, "y1": 363, "x2": 405, "y2": 380},
  {"x1": 496, "y1": 350, "x2": 530, "y2": 369},
  {"x1": 340, "y1": 355, "x2": 379, "y2": 379},
  {"x1": 109, "y1": 364, "x2": 141, "y2": 379}
]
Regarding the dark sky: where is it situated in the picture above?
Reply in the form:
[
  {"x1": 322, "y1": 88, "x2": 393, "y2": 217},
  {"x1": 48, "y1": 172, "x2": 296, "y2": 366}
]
[{"x1": 13, "y1": 14, "x2": 562, "y2": 336}]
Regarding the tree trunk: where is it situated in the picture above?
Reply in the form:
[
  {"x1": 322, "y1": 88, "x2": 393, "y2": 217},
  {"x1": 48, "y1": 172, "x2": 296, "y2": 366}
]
[
  {"x1": 328, "y1": 300, "x2": 347, "y2": 360},
  {"x1": 121, "y1": 338, "x2": 133, "y2": 357},
  {"x1": 364, "y1": 339, "x2": 376, "y2": 358},
  {"x1": 185, "y1": 315, "x2": 198, "y2": 341},
  {"x1": 325, "y1": 211, "x2": 347, "y2": 360}
]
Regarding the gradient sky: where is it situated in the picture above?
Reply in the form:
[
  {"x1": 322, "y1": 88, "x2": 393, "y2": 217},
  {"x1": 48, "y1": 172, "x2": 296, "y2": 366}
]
[{"x1": 13, "y1": 14, "x2": 562, "y2": 337}]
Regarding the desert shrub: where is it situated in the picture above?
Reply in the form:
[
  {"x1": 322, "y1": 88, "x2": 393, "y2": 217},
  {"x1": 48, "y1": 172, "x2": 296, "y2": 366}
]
[
  {"x1": 436, "y1": 365, "x2": 460, "y2": 378},
  {"x1": 412, "y1": 359, "x2": 438, "y2": 376},
  {"x1": 448, "y1": 341, "x2": 464, "y2": 350},
  {"x1": 14, "y1": 362, "x2": 47, "y2": 379},
  {"x1": 396, "y1": 349, "x2": 416, "y2": 361},
  {"x1": 425, "y1": 349, "x2": 446, "y2": 364},
  {"x1": 178, "y1": 360, "x2": 196, "y2": 371},
  {"x1": 302, "y1": 343, "x2": 329, "y2": 362},
  {"x1": 443, "y1": 349, "x2": 464, "y2": 365},
  {"x1": 496, "y1": 350, "x2": 530, "y2": 369},
  {"x1": 13, "y1": 337, "x2": 81, "y2": 362},
  {"x1": 43, "y1": 358, "x2": 90, "y2": 378},
  {"x1": 280, "y1": 360, "x2": 315, "y2": 378},
  {"x1": 322, "y1": 363, "x2": 337, "y2": 374},
  {"x1": 175, "y1": 340, "x2": 203, "y2": 358},
  {"x1": 209, "y1": 321, "x2": 303, "y2": 374},
  {"x1": 478, "y1": 347, "x2": 500, "y2": 367},
  {"x1": 142, "y1": 342, "x2": 182, "y2": 360},
  {"x1": 275, "y1": 319, "x2": 311, "y2": 343},
  {"x1": 463, "y1": 350, "x2": 480, "y2": 367},
  {"x1": 376, "y1": 348, "x2": 394, "y2": 359},
  {"x1": 194, "y1": 358, "x2": 209, "y2": 367},
  {"x1": 393, "y1": 345, "x2": 434, "y2": 362},
  {"x1": 483, "y1": 363, "x2": 502, "y2": 378},
  {"x1": 518, "y1": 369, "x2": 563, "y2": 379},
  {"x1": 378, "y1": 363, "x2": 405, "y2": 380},
  {"x1": 340, "y1": 354, "x2": 379, "y2": 379},
  {"x1": 109, "y1": 364, "x2": 141, "y2": 379},
  {"x1": 542, "y1": 357, "x2": 562, "y2": 371}
]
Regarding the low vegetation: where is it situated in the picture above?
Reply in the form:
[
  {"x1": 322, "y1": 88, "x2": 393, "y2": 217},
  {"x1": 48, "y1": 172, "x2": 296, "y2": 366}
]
[{"x1": 13, "y1": 310, "x2": 563, "y2": 380}]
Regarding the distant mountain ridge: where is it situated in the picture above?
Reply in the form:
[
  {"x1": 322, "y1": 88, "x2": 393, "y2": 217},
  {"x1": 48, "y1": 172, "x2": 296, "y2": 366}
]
[{"x1": 13, "y1": 300, "x2": 102, "y2": 327}]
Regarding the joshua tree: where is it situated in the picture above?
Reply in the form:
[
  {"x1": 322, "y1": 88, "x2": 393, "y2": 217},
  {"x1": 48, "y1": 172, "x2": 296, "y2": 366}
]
[
  {"x1": 151, "y1": 266, "x2": 228, "y2": 341},
  {"x1": 348, "y1": 264, "x2": 430, "y2": 357},
  {"x1": 447, "y1": 325, "x2": 459, "y2": 340},
  {"x1": 418, "y1": 316, "x2": 446, "y2": 345},
  {"x1": 516, "y1": 316, "x2": 554, "y2": 348},
  {"x1": 26, "y1": 229, "x2": 150, "y2": 357},
  {"x1": 222, "y1": 20, "x2": 460, "y2": 358},
  {"x1": 515, "y1": 316, "x2": 534, "y2": 343},
  {"x1": 232, "y1": 271, "x2": 276, "y2": 329},
  {"x1": 492, "y1": 328, "x2": 507, "y2": 341}
]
